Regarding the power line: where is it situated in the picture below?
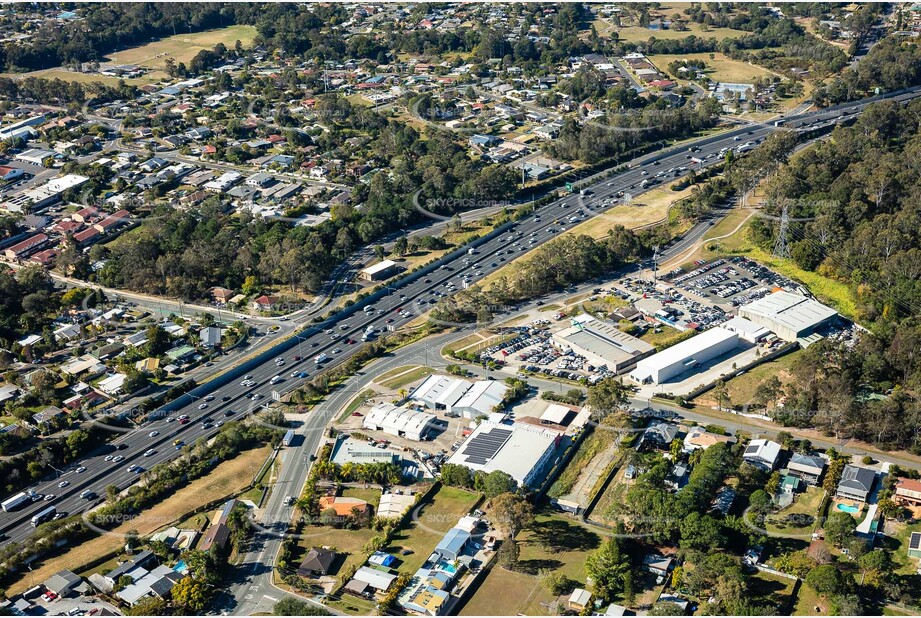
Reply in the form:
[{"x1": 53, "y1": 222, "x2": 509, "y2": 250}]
[{"x1": 772, "y1": 202, "x2": 791, "y2": 259}]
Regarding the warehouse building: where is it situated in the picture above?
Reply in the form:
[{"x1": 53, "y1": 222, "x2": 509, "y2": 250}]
[
  {"x1": 362, "y1": 403, "x2": 439, "y2": 441},
  {"x1": 629, "y1": 327, "x2": 739, "y2": 385},
  {"x1": 554, "y1": 314, "x2": 655, "y2": 373},
  {"x1": 446, "y1": 420, "x2": 562, "y2": 488},
  {"x1": 738, "y1": 291, "x2": 838, "y2": 343},
  {"x1": 411, "y1": 374, "x2": 508, "y2": 419},
  {"x1": 358, "y1": 259, "x2": 398, "y2": 282}
]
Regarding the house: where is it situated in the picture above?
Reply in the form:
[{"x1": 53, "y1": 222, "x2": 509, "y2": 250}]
[
  {"x1": 186, "y1": 126, "x2": 212, "y2": 140},
  {"x1": 788, "y1": 453, "x2": 826, "y2": 485},
  {"x1": 894, "y1": 477, "x2": 921, "y2": 507},
  {"x1": 780, "y1": 474, "x2": 802, "y2": 495},
  {"x1": 742, "y1": 439, "x2": 783, "y2": 471},
  {"x1": 568, "y1": 588, "x2": 593, "y2": 612},
  {"x1": 643, "y1": 554, "x2": 673, "y2": 577},
  {"x1": 665, "y1": 462, "x2": 690, "y2": 490},
  {"x1": 641, "y1": 421, "x2": 678, "y2": 449},
  {"x1": 836, "y1": 465, "x2": 876, "y2": 503},
  {"x1": 251, "y1": 295, "x2": 278, "y2": 311},
  {"x1": 139, "y1": 157, "x2": 168, "y2": 172},
  {"x1": 211, "y1": 287, "x2": 235, "y2": 304},
  {"x1": 4, "y1": 233, "x2": 49, "y2": 261},
  {"x1": 318, "y1": 495, "x2": 371, "y2": 518},
  {"x1": 358, "y1": 259, "x2": 399, "y2": 282},
  {"x1": 43, "y1": 570, "x2": 82, "y2": 597},
  {"x1": 683, "y1": 428, "x2": 735, "y2": 452},
  {"x1": 349, "y1": 566, "x2": 398, "y2": 594},
  {"x1": 432, "y1": 527, "x2": 470, "y2": 562},
  {"x1": 199, "y1": 326, "x2": 222, "y2": 348},
  {"x1": 32, "y1": 405, "x2": 64, "y2": 427},
  {"x1": 297, "y1": 547, "x2": 337, "y2": 578}
]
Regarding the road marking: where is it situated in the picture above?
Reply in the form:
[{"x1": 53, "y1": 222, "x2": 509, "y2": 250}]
[{"x1": 245, "y1": 595, "x2": 253, "y2": 600}]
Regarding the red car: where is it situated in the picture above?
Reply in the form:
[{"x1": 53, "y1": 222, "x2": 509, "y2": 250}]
[
  {"x1": 293, "y1": 355, "x2": 302, "y2": 361},
  {"x1": 178, "y1": 418, "x2": 190, "y2": 425}
]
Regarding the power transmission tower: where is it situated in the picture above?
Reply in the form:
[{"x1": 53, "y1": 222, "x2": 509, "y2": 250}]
[
  {"x1": 651, "y1": 245, "x2": 660, "y2": 282},
  {"x1": 773, "y1": 203, "x2": 791, "y2": 258}
]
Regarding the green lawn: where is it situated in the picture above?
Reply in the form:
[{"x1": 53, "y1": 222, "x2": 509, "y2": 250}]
[
  {"x1": 640, "y1": 324, "x2": 695, "y2": 351},
  {"x1": 342, "y1": 487, "x2": 381, "y2": 510},
  {"x1": 460, "y1": 512, "x2": 605, "y2": 616},
  {"x1": 384, "y1": 485, "x2": 480, "y2": 575},
  {"x1": 293, "y1": 524, "x2": 378, "y2": 582},
  {"x1": 548, "y1": 429, "x2": 618, "y2": 499},
  {"x1": 708, "y1": 348, "x2": 801, "y2": 407},
  {"x1": 764, "y1": 486, "x2": 825, "y2": 538},
  {"x1": 378, "y1": 366, "x2": 436, "y2": 390},
  {"x1": 336, "y1": 388, "x2": 378, "y2": 423}
]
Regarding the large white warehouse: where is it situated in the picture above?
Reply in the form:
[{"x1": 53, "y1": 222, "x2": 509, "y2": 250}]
[
  {"x1": 362, "y1": 403, "x2": 439, "y2": 441},
  {"x1": 629, "y1": 327, "x2": 739, "y2": 385},
  {"x1": 738, "y1": 291, "x2": 838, "y2": 342}
]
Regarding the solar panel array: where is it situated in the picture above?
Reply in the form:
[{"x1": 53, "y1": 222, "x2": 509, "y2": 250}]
[
  {"x1": 461, "y1": 427, "x2": 513, "y2": 465},
  {"x1": 744, "y1": 444, "x2": 759, "y2": 455}
]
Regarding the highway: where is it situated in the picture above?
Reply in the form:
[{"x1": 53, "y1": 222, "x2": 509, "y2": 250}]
[{"x1": 2, "y1": 86, "x2": 919, "y2": 551}]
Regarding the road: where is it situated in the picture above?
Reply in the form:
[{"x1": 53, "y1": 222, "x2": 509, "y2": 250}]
[{"x1": 2, "y1": 85, "x2": 919, "y2": 560}]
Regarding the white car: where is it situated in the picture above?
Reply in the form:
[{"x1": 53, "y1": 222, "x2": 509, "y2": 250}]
[
  {"x1": 275, "y1": 357, "x2": 285, "y2": 363},
  {"x1": 149, "y1": 431, "x2": 159, "y2": 437},
  {"x1": 127, "y1": 465, "x2": 137, "y2": 473},
  {"x1": 198, "y1": 403, "x2": 208, "y2": 410},
  {"x1": 165, "y1": 417, "x2": 174, "y2": 423},
  {"x1": 104, "y1": 455, "x2": 114, "y2": 462},
  {"x1": 204, "y1": 394, "x2": 215, "y2": 402},
  {"x1": 75, "y1": 466, "x2": 86, "y2": 473},
  {"x1": 332, "y1": 348, "x2": 341, "y2": 354},
  {"x1": 112, "y1": 455, "x2": 125, "y2": 463},
  {"x1": 44, "y1": 494, "x2": 55, "y2": 502},
  {"x1": 58, "y1": 480, "x2": 69, "y2": 488},
  {"x1": 143, "y1": 449, "x2": 156, "y2": 457}
]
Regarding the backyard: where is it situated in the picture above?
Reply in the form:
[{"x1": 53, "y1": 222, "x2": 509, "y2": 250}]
[{"x1": 764, "y1": 486, "x2": 826, "y2": 539}]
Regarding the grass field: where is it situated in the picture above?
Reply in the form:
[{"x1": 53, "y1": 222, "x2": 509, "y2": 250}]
[
  {"x1": 562, "y1": 186, "x2": 694, "y2": 239},
  {"x1": 764, "y1": 486, "x2": 825, "y2": 538},
  {"x1": 8, "y1": 445, "x2": 271, "y2": 595},
  {"x1": 460, "y1": 512, "x2": 605, "y2": 616},
  {"x1": 595, "y1": 20, "x2": 750, "y2": 44},
  {"x1": 640, "y1": 324, "x2": 693, "y2": 350},
  {"x1": 377, "y1": 365, "x2": 436, "y2": 390},
  {"x1": 649, "y1": 52, "x2": 779, "y2": 84},
  {"x1": 1, "y1": 25, "x2": 257, "y2": 86},
  {"x1": 699, "y1": 348, "x2": 801, "y2": 408},
  {"x1": 385, "y1": 485, "x2": 480, "y2": 575},
  {"x1": 337, "y1": 388, "x2": 379, "y2": 423},
  {"x1": 548, "y1": 429, "x2": 618, "y2": 500},
  {"x1": 105, "y1": 25, "x2": 258, "y2": 71}
]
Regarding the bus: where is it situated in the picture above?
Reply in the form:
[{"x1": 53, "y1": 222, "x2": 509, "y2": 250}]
[{"x1": 31, "y1": 506, "x2": 56, "y2": 527}]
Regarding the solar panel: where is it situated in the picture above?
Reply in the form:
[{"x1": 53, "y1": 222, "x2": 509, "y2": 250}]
[
  {"x1": 744, "y1": 445, "x2": 759, "y2": 455},
  {"x1": 461, "y1": 428, "x2": 512, "y2": 465},
  {"x1": 910, "y1": 533, "x2": 921, "y2": 551}
]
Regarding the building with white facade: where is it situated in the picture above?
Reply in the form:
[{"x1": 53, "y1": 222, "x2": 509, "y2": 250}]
[
  {"x1": 629, "y1": 327, "x2": 739, "y2": 385},
  {"x1": 362, "y1": 403, "x2": 439, "y2": 441}
]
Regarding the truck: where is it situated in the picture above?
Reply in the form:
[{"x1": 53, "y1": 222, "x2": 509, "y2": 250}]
[
  {"x1": 314, "y1": 353, "x2": 328, "y2": 364},
  {"x1": 283, "y1": 429, "x2": 295, "y2": 447},
  {"x1": 31, "y1": 506, "x2": 56, "y2": 527},
  {"x1": 467, "y1": 247, "x2": 476, "y2": 255},
  {"x1": 269, "y1": 375, "x2": 282, "y2": 385},
  {"x1": 1, "y1": 491, "x2": 31, "y2": 512}
]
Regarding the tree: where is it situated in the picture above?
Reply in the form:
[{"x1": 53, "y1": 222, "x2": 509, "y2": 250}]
[
  {"x1": 171, "y1": 576, "x2": 208, "y2": 612},
  {"x1": 584, "y1": 536, "x2": 631, "y2": 602},
  {"x1": 394, "y1": 236, "x2": 409, "y2": 256},
  {"x1": 805, "y1": 564, "x2": 848, "y2": 595},
  {"x1": 823, "y1": 511, "x2": 855, "y2": 547},
  {"x1": 586, "y1": 377, "x2": 629, "y2": 424},
  {"x1": 650, "y1": 601, "x2": 685, "y2": 616},
  {"x1": 712, "y1": 379, "x2": 730, "y2": 410},
  {"x1": 490, "y1": 493, "x2": 533, "y2": 539},
  {"x1": 126, "y1": 597, "x2": 167, "y2": 616},
  {"x1": 482, "y1": 470, "x2": 517, "y2": 498},
  {"x1": 272, "y1": 597, "x2": 331, "y2": 616},
  {"x1": 541, "y1": 570, "x2": 576, "y2": 596},
  {"x1": 497, "y1": 538, "x2": 520, "y2": 569}
]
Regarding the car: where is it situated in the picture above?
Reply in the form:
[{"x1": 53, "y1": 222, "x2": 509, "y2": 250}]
[
  {"x1": 44, "y1": 494, "x2": 55, "y2": 501},
  {"x1": 178, "y1": 414, "x2": 189, "y2": 420},
  {"x1": 104, "y1": 455, "x2": 114, "y2": 462},
  {"x1": 276, "y1": 359, "x2": 285, "y2": 366},
  {"x1": 149, "y1": 431, "x2": 159, "y2": 437},
  {"x1": 76, "y1": 466, "x2": 86, "y2": 473},
  {"x1": 80, "y1": 490, "x2": 95, "y2": 499},
  {"x1": 143, "y1": 449, "x2": 156, "y2": 457},
  {"x1": 202, "y1": 422, "x2": 212, "y2": 429},
  {"x1": 198, "y1": 403, "x2": 208, "y2": 410},
  {"x1": 58, "y1": 480, "x2": 69, "y2": 488},
  {"x1": 275, "y1": 357, "x2": 284, "y2": 363},
  {"x1": 42, "y1": 592, "x2": 58, "y2": 602},
  {"x1": 179, "y1": 418, "x2": 190, "y2": 425},
  {"x1": 204, "y1": 394, "x2": 215, "y2": 401},
  {"x1": 165, "y1": 417, "x2": 174, "y2": 423},
  {"x1": 332, "y1": 348, "x2": 341, "y2": 354},
  {"x1": 132, "y1": 466, "x2": 143, "y2": 474},
  {"x1": 224, "y1": 409, "x2": 235, "y2": 417},
  {"x1": 340, "y1": 324, "x2": 349, "y2": 330},
  {"x1": 293, "y1": 355, "x2": 302, "y2": 361},
  {"x1": 112, "y1": 455, "x2": 124, "y2": 463},
  {"x1": 216, "y1": 421, "x2": 224, "y2": 428},
  {"x1": 330, "y1": 333, "x2": 339, "y2": 340},
  {"x1": 424, "y1": 278, "x2": 431, "y2": 283},
  {"x1": 222, "y1": 395, "x2": 231, "y2": 402}
]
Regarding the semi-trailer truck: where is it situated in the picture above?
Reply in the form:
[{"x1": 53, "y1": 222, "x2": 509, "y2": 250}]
[
  {"x1": 1, "y1": 491, "x2": 31, "y2": 512},
  {"x1": 31, "y1": 506, "x2": 56, "y2": 527}
]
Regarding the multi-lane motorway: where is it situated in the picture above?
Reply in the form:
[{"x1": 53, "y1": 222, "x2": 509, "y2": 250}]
[{"x1": 2, "y1": 86, "x2": 920, "y2": 550}]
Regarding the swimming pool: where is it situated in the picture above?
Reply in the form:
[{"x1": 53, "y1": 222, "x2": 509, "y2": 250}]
[{"x1": 836, "y1": 503, "x2": 859, "y2": 514}]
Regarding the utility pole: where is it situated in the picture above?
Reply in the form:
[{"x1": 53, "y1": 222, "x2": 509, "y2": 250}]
[{"x1": 651, "y1": 245, "x2": 660, "y2": 282}]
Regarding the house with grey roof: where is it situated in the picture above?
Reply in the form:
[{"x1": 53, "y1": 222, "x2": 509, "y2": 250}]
[
  {"x1": 788, "y1": 453, "x2": 826, "y2": 485},
  {"x1": 836, "y1": 465, "x2": 876, "y2": 502}
]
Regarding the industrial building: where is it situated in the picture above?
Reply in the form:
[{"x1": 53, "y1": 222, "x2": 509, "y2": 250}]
[
  {"x1": 358, "y1": 259, "x2": 399, "y2": 282},
  {"x1": 445, "y1": 420, "x2": 561, "y2": 488},
  {"x1": 553, "y1": 314, "x2": 655, "y2": 373},
  {"x1": 720, "y1": 316, "x2": 771, "y2": 343},
  {"x1": 362, "y1": 403, "x2": 439, "y2": 441},
  {"x1": 411, "y1": 374, "x2": 508, "y2": 419},
  {"x1": 738, "y1": 291, "x2": 838, "y2": 343},
  {"x1": 629, "y1": 327, "x2": 739, "y2": 385}
]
